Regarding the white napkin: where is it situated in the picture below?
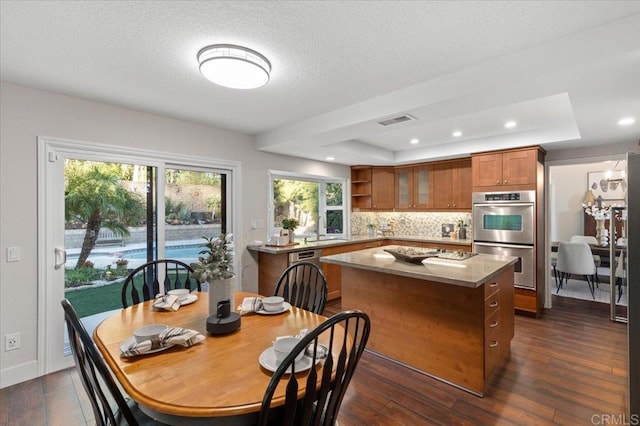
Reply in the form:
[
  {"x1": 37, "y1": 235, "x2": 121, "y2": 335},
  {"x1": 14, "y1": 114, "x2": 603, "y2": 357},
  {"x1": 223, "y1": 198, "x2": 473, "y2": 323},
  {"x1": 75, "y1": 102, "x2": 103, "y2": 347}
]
[
  {"x1": 120, "y1": 327, "x2": 205, "y2": 357},
  {"x1": 238, "y1": 297, "x2": 263, "y2": 315},
  {"x1": 153, "y1": 294, "x2": 181, "y2": 311}
]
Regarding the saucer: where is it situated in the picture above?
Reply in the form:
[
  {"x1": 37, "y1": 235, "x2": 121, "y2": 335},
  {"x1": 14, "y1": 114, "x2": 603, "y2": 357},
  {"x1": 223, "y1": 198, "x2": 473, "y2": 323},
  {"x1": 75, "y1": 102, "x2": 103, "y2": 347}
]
[
  {"x1": 256, "y1": 302, "x2": 292, "y2": 315},
  {"x1": 119, "y1": 336, "x2": 170, "y2": 355},
  {"x1": 179, "y1": 294, "x2": 198, "y2": 306},
  {"x1": 259, "y1": 346, "x2": 316, "y2": 373}
]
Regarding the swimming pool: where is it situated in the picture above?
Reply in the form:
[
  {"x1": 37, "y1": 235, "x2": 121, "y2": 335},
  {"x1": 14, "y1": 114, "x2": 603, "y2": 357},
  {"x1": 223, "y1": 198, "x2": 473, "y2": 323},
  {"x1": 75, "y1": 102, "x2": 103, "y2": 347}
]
[{"x1": 66, "y1": 242, "x2": 205, "y2": 269}]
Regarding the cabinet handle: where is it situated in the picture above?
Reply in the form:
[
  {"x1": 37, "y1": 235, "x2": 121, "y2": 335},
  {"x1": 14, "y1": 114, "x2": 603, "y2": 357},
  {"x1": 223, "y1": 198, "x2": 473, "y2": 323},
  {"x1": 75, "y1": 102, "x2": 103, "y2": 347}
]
[
  {"x1": 490, "y1": 320, "x2": 499, "y2": 328},
  {"x1": 489, "y1": 301, "x2": 498, "y2": 308},
  {"x1": 489, "y1": 282, "x2": 498, "y2": 288},
  {"x1": 452, "y1": 204, "x2": 456, "y2": 207},
  {"x1": 504, "y1": 180, "x2": 508, "y2": 184},
  {"x1": 496, "y1": 180, "x2": 500, "y2": 184},
  {"x1": 489, "y1": 340, "x2": 499, "y2": 348}
]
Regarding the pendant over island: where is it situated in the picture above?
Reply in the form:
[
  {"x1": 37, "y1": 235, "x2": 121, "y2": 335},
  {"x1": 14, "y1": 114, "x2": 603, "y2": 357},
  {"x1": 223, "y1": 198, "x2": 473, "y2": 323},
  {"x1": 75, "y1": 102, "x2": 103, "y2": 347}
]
[{"x1": 320, "y1": 245, "x2": 517, "y2": 396}]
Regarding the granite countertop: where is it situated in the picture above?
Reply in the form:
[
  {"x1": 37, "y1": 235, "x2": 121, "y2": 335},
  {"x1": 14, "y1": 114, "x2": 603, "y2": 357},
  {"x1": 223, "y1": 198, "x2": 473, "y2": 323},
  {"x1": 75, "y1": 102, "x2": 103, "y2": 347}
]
[
  {"x1": 247, "y1": 235, "x2": 473, "y2": 254},
  {"x1": 319, "y1": 245, "x2": 517, "y2": 288}
]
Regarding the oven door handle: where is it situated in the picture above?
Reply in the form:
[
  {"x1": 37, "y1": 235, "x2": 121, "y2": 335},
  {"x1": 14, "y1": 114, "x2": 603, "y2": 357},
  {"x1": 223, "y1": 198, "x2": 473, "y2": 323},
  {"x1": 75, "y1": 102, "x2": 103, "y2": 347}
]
[
  {"x1": 473, "y1": 203, "x2": 534, "y2": 208},
  {"x1": 474, "y1": 242, "x2": 534, "y2": 249}
]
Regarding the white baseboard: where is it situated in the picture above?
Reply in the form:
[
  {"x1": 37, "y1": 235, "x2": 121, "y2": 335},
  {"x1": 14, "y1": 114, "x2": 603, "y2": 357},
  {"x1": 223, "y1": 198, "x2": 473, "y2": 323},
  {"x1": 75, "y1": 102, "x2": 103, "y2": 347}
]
[{"x1": 0, "y1": 360, "x2": 39, "y2": 389}]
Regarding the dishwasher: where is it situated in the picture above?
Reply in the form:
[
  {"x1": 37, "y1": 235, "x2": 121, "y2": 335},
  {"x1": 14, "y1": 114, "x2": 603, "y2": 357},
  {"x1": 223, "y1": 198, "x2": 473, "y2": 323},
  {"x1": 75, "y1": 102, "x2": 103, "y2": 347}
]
[{"x1": 288, "y1": 249, "x2": 322, "y2": 267}]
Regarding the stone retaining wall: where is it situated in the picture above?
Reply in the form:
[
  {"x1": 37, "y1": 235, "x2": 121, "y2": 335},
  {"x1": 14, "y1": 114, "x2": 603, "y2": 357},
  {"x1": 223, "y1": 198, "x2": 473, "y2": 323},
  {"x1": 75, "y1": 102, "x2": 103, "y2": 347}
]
[{"x1": 65, "y1": 224, "x2": 221, "y2": 249}]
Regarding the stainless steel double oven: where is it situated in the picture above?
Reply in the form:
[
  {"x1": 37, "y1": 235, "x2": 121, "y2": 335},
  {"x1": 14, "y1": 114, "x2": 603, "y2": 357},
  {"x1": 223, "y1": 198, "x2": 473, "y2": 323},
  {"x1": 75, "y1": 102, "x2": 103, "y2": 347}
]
[{"x1": 472, "y1": 190, "x2": 536, "y2": 289}]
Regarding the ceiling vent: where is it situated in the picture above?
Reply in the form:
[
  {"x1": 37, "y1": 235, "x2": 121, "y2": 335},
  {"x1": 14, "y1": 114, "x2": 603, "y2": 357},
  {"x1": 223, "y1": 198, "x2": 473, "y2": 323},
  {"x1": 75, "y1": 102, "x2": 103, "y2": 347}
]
[{"x1": 377, "y1": 114, "x2": 416, "y2": 127}]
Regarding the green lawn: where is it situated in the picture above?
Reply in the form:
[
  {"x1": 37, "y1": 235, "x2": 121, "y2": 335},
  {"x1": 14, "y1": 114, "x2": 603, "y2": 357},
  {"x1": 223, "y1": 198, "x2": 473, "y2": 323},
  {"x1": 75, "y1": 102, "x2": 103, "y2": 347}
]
[{"x1": 64, "y1": 282, "x2": 124, "y2": 318}]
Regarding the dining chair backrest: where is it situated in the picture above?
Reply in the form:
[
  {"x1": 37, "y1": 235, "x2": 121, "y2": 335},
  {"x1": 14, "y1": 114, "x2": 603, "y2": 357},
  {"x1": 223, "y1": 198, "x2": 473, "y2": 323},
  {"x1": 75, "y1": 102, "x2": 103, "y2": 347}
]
[
  {"x1": 557, "y1": 242, "x2": 596, "y2": 275},
  {"x1": 258, "y1": 310, "x2": 371, "y2": 426},
  {"x1": 274, "y1": 261, "x2": 328, "y2": 314},
  {"x1": 570, "y1": 235, "x2": 598, "y2": 245},
  {"x1": 121, "y1": 259, "x2": 197, "y2": 308},
  {"x1": 61, "y1": 299, "x2": 140, "y2": 426}
]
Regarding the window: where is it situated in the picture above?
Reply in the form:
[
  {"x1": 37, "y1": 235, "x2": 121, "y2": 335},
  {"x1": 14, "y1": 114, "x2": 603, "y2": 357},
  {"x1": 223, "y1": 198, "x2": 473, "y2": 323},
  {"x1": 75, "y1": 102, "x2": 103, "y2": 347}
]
[{"x1": 269, "y1": 172, "x2": 347, "y2": 239}]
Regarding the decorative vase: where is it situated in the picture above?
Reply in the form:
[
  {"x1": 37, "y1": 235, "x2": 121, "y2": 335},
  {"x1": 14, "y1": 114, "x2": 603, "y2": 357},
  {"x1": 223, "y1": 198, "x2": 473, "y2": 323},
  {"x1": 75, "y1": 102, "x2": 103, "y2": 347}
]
[
  {"x1": 595, "y1": 219, "x2": 606, "y2": 246},
  {"x1": 288, "y1": 231, "x2": 295, "y2": 244},
  {"x1": 207, "y1": 276, "x2": 235, "y2": 317},
  {"x1": 458, "y1": 227, "x2": 467, "y2": 240}
]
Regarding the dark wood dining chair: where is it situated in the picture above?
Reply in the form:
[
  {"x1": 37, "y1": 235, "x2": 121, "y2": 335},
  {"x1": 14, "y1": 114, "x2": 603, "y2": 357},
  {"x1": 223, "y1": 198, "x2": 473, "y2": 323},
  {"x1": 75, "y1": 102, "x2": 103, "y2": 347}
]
[
  {"x1": 273, "y1": 261, "x2": 328, "y2": 314},
  {"x1": 61, "y1": 299, "x2": 160, "y2": 425},
  {"x1": 121, "y1": 259, "x2": 197, "y2": 308},
  {"x1": 258, "y1": 310, "x2": 371, "y2": 426}
]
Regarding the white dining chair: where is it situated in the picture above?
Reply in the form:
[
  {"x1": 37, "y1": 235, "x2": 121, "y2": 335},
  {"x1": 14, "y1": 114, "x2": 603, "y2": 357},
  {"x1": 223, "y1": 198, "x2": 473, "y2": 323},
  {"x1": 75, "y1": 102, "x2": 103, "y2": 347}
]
[
  {"x1": 556, "y1": 242, "x2": 597, "y2": 299},
  {"x1": 569, "y1": 235, "x2": 601, "y2": 286}
]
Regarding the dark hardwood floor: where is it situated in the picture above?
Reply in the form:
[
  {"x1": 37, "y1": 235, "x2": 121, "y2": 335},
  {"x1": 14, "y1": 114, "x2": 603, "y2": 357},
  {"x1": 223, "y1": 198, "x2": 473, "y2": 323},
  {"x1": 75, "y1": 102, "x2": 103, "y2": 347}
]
[{"x1": 1, "y1": 296, "x2": 628, "y2": 425}]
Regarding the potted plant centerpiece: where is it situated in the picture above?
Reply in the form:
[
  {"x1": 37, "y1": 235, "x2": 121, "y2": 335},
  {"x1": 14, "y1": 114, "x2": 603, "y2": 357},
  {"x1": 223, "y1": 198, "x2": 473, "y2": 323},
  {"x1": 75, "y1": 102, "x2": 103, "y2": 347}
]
[
  {"x1": 281, "y1": 217, "x2": 299, "y2": 244},
  {"x1": 190, "y1": 233, "x2": 235, "y2": 318}
]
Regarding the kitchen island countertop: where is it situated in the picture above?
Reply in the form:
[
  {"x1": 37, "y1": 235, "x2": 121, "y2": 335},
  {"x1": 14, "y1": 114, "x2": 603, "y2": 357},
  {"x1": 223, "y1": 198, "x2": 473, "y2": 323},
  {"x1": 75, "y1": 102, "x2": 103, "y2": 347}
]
[
  {"x1": 320, "y1": 245, "x2": 516, "y2": 288},
  {"x1": 247, "y1": 235, "x2": 472, "y2": 254}
]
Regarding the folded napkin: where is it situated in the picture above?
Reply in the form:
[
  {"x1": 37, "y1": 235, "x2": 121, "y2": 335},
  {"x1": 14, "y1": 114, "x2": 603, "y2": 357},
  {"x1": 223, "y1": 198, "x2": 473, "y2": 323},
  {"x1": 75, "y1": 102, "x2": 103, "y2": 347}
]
[
  {"x1": 238, "y1": 297, "x2": 263, "y2": 315},
  {"x1": 121, "y1": 327, "x2": 205, "y2": 358},
  {"x1": 153, "y1": 294, "x2": 181, "y2": 311}
]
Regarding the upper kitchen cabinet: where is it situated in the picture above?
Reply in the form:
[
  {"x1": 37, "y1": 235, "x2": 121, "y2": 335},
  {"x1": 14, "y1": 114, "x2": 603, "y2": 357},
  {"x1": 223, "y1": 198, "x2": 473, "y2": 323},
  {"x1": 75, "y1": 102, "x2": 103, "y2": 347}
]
[
  {"x1": 395, "y1": 164, "x2": 432, "y2": 210},
  {"x1": 472, "y1": 147, "x2": 545, "y2": 191},
  {"x1": 432, "y1": 159, "x2": 472, "y2": 210},
  {"x1": 351, "y1": 166, "x2": 395, "y2": 211},
  {"x1": 351, "y1": 166, "x2": 372, "y2": 211},
  {"x1": 371, "y1": 167, "x2": 395, "y2": 210}
]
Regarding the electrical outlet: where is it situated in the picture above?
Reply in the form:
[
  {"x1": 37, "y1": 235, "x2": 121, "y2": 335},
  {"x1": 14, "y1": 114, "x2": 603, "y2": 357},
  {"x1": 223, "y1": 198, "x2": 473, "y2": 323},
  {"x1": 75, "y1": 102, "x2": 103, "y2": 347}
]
[{"x1": 6, "y1": 333, "x2": 20, "y2": 351}]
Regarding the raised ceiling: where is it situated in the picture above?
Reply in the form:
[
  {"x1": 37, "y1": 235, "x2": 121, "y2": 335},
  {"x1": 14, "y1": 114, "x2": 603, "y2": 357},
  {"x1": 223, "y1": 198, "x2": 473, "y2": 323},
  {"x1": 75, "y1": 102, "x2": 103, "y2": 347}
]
[{"x1": 1, "y1": 1, "x2": 639, "y2": 165}]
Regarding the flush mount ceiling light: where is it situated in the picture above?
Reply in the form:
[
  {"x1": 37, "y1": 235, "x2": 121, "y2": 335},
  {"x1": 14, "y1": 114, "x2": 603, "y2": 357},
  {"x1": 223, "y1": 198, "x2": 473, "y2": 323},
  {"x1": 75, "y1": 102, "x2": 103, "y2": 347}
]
[
  {"x1": 452, "y1": 131, "x2": 462, "y2": 137},
  {"x1": 617, "y1": 117, "x2": 636, "y2": 126},
  {"x1": 197, "y1": 44, "x2": 271, "y2": 89},
  {"x1": 504, "y1": 121, "x2": 517, "y2": 129},
  {"x1": 410, "y1": 138, "x2": 419, "y2": 145}
]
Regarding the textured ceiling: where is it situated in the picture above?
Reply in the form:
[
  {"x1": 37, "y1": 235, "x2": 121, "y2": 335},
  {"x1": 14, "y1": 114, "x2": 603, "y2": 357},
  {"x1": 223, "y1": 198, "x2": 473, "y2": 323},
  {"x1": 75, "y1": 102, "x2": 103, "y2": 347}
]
[{"x1": 1, "y1": 1, "x2": 639, "y2": 165}]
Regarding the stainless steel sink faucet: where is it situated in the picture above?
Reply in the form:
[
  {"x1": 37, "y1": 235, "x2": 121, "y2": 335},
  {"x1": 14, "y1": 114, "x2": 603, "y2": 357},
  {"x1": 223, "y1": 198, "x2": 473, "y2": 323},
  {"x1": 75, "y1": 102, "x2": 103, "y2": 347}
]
[{"x1": 316, "y1": 215, "x2": 325, "y2": 241}]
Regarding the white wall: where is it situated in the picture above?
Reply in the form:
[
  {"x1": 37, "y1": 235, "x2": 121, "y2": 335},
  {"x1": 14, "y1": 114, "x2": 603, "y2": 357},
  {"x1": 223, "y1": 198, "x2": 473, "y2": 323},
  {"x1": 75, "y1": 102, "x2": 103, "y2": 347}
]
[
  {"x1": 548, "y1": 156, "x2": 630, "y2": 243},
  {"x1": 0, "y1": 82, "x2": 349, "y2": 387}
]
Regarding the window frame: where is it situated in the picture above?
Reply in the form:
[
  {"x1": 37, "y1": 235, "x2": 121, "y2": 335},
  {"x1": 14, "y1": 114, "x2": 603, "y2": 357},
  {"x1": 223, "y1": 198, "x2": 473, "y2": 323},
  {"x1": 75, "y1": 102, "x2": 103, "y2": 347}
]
[{"x1": 267, "y1": 170, "x2": 348, "y2": 240}]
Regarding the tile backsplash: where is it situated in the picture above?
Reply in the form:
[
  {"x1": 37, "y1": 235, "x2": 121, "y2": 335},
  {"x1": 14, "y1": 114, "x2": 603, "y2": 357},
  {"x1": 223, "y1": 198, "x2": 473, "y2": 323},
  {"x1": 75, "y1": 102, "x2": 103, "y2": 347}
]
[{"x1": 351, "y1": 211, "x2": 472, "y2": 238}]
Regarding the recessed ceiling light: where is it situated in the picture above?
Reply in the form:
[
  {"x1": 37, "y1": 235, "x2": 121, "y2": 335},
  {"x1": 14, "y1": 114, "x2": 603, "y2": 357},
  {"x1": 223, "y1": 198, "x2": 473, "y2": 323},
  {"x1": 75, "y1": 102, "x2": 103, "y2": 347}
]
[
  {"x1": 410, "y1": 138, "x2": 419, "y2": 145},
  {"x1": 617, "y1": 117, "x2": 636, "y2": 126},
  {"x1": 326, "y1": 156, "x2": 335, "y2": 161},
  {"x1": 504, "y1": 121, "x2": 517, "y2": 129},
  {"x1": 452, "y1": 131, "x2": 462, "y2": 137},
  {"x1": 197, "y1": 44, "x2": 271, "y2": 89}
]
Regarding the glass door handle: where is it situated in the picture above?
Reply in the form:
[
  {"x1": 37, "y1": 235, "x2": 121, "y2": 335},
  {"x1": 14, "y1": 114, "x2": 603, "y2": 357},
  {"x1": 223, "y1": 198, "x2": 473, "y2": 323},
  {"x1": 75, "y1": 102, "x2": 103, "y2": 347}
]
[{"x1": 54, "y1": 248, "x2": 66, "y2": 270}]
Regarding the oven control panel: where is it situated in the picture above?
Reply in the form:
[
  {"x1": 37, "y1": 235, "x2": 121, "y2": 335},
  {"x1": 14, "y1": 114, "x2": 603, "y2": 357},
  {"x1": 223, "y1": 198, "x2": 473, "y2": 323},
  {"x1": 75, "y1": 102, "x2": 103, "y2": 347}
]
[{"x1": 472, "y1": 190, "x2": 535, "y2": 203}]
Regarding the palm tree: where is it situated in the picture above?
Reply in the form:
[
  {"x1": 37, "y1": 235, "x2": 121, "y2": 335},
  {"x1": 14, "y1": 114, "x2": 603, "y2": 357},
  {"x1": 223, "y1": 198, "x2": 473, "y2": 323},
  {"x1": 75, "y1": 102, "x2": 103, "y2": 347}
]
[{"x1": 65, "y1": 162, "x2": 145, "y2": 268}]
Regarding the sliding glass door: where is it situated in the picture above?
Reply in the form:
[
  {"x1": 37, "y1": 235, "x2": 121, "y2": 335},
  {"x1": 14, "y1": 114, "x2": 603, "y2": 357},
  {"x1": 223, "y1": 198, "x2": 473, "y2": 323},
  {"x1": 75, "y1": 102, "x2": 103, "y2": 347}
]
[{"x1": 40, "y1": 138, "x2": 234, "y2": 373}]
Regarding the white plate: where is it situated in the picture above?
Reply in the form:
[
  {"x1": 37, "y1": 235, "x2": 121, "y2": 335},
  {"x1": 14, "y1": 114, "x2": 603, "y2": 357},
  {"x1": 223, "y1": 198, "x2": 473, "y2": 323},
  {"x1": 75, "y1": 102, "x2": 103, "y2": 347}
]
[
  {"x1": 119, "y1": 336, "x2": 170, "y2": 355},
  {"x1": 256, "y1": 302, "x2": 292, "y2": 315},
  {"x1": 259, "y1": 346, "x2": 317, "y2": 373},
  {"x1": 180, "y1": 294, "x2": 198, "y2": 306}
]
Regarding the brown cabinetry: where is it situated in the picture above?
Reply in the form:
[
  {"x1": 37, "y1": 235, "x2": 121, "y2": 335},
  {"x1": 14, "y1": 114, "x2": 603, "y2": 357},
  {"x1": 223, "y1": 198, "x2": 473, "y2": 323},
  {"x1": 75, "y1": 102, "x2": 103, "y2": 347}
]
[
  {"x1": 351, "y1": 166, "x2": 395, "y2": 211},
  {"x1": 394, "y1": 164, "x2": 432, "y2": 210},
  {"x1": 472, "y1": 147, "x2": 539, "y2": 190},
  {"x1": 371, "y1": 167, "x2": 395, "y2": 210},
  {"x1": 321, "y1": 240, "x2": 383, "y2": 300},
  {"x1": 351, "y1": 166, "x2": 372, "y2": 210},
  {"x1": 432, "y1": 159, "x2": 472, "y2": 210}
]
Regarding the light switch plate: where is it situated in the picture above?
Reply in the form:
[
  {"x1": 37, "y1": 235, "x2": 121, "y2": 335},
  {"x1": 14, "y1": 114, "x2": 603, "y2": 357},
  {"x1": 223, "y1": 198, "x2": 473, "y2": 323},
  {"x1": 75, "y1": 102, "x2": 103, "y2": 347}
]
[{"x1": 7, "y1": 247, "x2": 21, "y2": 262}]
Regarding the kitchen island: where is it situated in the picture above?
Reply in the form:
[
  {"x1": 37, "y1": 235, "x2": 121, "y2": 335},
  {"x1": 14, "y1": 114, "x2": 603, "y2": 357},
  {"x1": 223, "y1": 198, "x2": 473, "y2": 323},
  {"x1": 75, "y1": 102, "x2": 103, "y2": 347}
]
[{"x1": 320, "y1": 245, "x2": 517, "y2": 396}]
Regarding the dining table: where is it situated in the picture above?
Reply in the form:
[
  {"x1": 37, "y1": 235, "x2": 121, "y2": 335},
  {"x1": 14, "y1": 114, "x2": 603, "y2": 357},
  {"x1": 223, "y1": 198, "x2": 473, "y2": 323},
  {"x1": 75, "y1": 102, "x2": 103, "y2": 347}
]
[{"x1": 93, "y1": 291, "x2": 333, "y2": 425}]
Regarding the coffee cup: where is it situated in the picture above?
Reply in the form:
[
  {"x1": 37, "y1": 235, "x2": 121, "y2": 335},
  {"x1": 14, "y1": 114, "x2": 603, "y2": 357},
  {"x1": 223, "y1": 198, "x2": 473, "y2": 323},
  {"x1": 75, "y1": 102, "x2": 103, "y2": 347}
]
[
  {"x1": 133, "y1": 324, "x2": 168, "y2": 343},
  {"x1": 262, "y1": 296, "x2": 284, "y2": 312},
  {"x1": 273, "y1": 336, "x2": 304, "y2": 365},
  {"x1": 167, "y1": 289, "x2": 190, "y2": 301}
]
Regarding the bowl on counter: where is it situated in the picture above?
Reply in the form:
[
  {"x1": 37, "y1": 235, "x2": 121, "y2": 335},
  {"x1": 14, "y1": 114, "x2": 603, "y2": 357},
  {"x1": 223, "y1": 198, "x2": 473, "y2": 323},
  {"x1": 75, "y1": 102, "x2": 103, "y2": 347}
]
[{"x1": 383, "y1": 246, "x2": 440, "y2": 264}]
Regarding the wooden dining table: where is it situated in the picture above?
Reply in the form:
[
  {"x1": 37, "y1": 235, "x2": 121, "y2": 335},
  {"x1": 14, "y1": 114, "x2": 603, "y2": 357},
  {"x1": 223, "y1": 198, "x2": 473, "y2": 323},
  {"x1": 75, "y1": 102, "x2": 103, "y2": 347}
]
[{"x1": 93, "y1": 291, "x2": 332, "y2": 425}]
